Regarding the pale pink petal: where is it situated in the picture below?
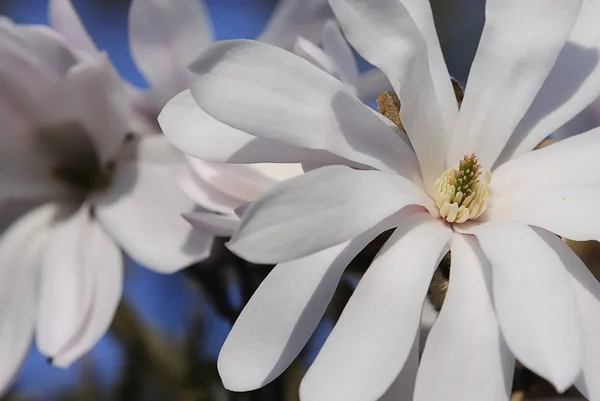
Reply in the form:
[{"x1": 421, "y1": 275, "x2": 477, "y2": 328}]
[
  {"x1": 49, "y1": 0, "x2": 98, "y2": 56},
  {"x1": 258, "y1": 0, "x2": 332, "y2": 50},
  {"x1": 414, "y1": 233, "x2": 514, "y2": 401},
  {"x1": 471, "y1": 221, "x2": 584, "y2": 392},
  {"x1": 330, "y1": 0, "x2": 454, "y2": 190},
  {"x1": 229, "y1": 166, "x2": 433, "y2": 264},
  {"x1": 36, "y1": 204, "x2": 110, "y2": 358},
  {"x1": 322, "y1": 20, "x2": 359, "y2": 89},
  {"x1": 300, "y1": 212, "x2": 451, "y2": 401},
  {"x1": 530, "y1": 230, "x2": 600, "y2": 400},
  {"x1": 96, "y1": 136, "x2": 213, "y2": 273},
  {"x1": 128, "y1": 0, "x2": 213, "y2": 96},
  {"x1": 158, "y1": 89, "x2": 338, "y2": 166},
  {"x1": 498, "y1": 0, "x2": 600, "y2": 164},
  {"x1": 188, "y1": 40, "x2": 420, "y2": 178},
  {"x1": 0, "y1": 204, "x2": 59, "y2": 393},
  {"x1": 183, "y1": 211, "x2": 238, "y2": 238},
  {"x1": 219, "y1": 217, "x2": 396, "y2": 391},
  {"x1": 51, "y1": 241, "x2": 123, "y2": 367},
  {"x1": 448, "y1": 0, "x2": 583, "y2": 168},
  {"x1": 66, "y1": 54, "x2": 132, "y2": 164}
]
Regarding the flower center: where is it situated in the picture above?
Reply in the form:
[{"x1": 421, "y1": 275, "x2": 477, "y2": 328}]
[{"x1": 434, "y1": 154, "x2": 491, "y2": 224}]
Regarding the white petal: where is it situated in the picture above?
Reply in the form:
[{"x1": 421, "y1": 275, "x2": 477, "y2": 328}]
[
  {"x1": 414, "y1": 233, "x2": 514, "y2": 401},
  {"x1": 471, "y1": 221, "x2": 584, "y2": 392},
  {"x1": 49, "y1": 0, "x2": 98, "y2": 56},
  {"x1": 542, "y1": 237, "x2": 600, "y2": 400},
  {"x1": 490, "y1": 186, "x2": 600, "y2": 242},
  {"x1": 300, "y1": 212, "x2": 451, "y2": 401},
  {"x1": 293, "y1": 36, "x2": 338, "y2": 77},
  {"x1": 128, "y1": 0, "x2": 213, "y2": 96},
  {"x1": 492, "y1": 126, "x2": 600, "y2": 194},
  {"x1": 66, "y1": 54, "x2": 133, "y2": 164},
  {"x1": 322, "y1": 20, "x2": 359, "y2": 89},
  {"x1": 377, "y1": 337, "x2": 419, "y2": 401},
  {"x1": 158, "y1": 89, "x2": 337, "y2": 165},
  {"x1": 229, "y1": 165, "x2": 432, "y2": 264},
  {"x1": 96, "y1": 136, "x2": 213, "y2": 273},
  {"x1": 183, "y1": 211, "x2": 238, "y2": 238},
  {"x1": 0, "y1": 204, "x2": 58, "y2": 393},
  {"x1": 257, "y1": 0, "x2": 332, "y2": 50},
  {"x1": 36, "y1": 204, "x2": 112, "y2": 357},
  {"x1": 498, "y1": 0, "x2": 600, "y2": 163},
  {"x1": 356, "y1": 68, "x2": 393, "y2": 102},
  {"x1": 448, "y1": 0, "x2": 583, "y2": 168},
  {"x1": 330, "y1": 0, "x2": 455, "y2": 190},
  {"x1": 219, "y1": 218, "x2": 395, "y2": 391},
  {"x1": 188, "y1": 40, "x2": 420, "y2": 177},
  {"x1": 51, "y1": 242, "x2": 123, "y2": 367}
]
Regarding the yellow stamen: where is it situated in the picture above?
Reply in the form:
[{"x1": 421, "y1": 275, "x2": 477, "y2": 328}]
[{"x1": 434, "y1": 154, "x2": 491, "y2": 223}]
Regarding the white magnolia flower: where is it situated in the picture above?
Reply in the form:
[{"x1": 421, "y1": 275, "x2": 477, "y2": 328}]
[
  {"x1": 293, "y1": 19, "x2": 391, "y2": 101},
  {"x1": 0, "y1": 20, "x2": 211, "y2": 391},
  {"x1": 161, "y1": 0, "x2": 600, "y2": 400}
]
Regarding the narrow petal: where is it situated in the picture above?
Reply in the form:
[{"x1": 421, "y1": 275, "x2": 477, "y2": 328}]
[
  {"x1": 66, "y1": 54, "x2": 133, "y2": 164},
  {"x1": 414, "y1": 233, "x2": 514, "y2": 401},
  {"x1": 0, "y1": 204, "x2": 59, "y2": 393},
  {"x1": 158, "y1": 89, "x2": 338, "y2": 166},
  {"x1": 96, "y1": 136, "x2": 213, "y2": 273},
  {"x1": 51, "y1": 243, "x2": 123, "y2": 367},
  {"x1": 36, "y1": 204, "x2": 110, "y2": 357},
  {"x1": 448, "y1": 0, "x2": 583, "y2": 168},
  {"x1": 330, "y1": 0, "x2": 455, "y2": 189},
  {"x1": 183, "y1": 211, "x2": 238, "y2": 238},
  {"x1": 539, "y1": 235, "x2": 600, "y2": 400},
  {"x1": 322, "y1": 20, "x2": 359, "y2": 89},
  {"x1": 188, "y1": 40, "x2": 420, "y2": 177},
  {"x1": 229, "y1": 165, "x2": 432, "y2": 264},
  {"x1": 294, "y1": 36, "x2": 338, "y2": 78},
  {"x1": 49, "y1": 0, "x2": 98, "y2": 56},
  {"x1": 378, "y1": 336, "x2": 419, "y2": 401},
  {"x1": 356, "y1": 68, "x2": 393, "y2": 102},
  {"x1": 128, "y1": 0, "x2": 213, "y2": 95},
  {"x1": 219, "y1": 218, "x2": 395, "y2": 391},
  {"x1": 498, "y1": 0, "x2": 600, "y2": 164},
  {"x1": 471, "y1": 221, "x2": 584, "y2": 392},
  {"x1": 257, "y1": 0, "x2": 332, "y2": 50},
  {"x1": 300, "y1": 212, "x2": 451, "y2": 401}
]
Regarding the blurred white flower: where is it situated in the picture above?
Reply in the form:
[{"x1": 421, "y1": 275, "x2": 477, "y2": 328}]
[
  {"x1": 0, "y1": 19, "x2": 212, "y2": 389},
  {"x1": 293, "y1": 19, "x2": 391, "y2": 101},
  {"x1": 161, "y1": 0, "x2": 600, "y2": 399}
]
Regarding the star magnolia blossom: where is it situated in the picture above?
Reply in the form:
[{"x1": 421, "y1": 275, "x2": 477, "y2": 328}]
[
  {"x1": 0, "y1": 19, "x2": 212, "y2": 392},
  {"x1": 47, "y1": 0, "x2": 337, "y2": 236},
  {"x1": 161, "y1": 0, "x2": 600, "y2": 399}
]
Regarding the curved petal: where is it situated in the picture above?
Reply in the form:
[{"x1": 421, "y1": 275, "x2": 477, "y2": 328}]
[
  {"x1": 158, "y1": 89, "x2": 340, "y2": 166},
  {"x1": 49, "y1": 0, "x2": 98, "y2": 56},
  {"x1": 95, "y1": 136, "x2": 213, "y2": 273},
  {"x1": 356, "y1": 68, "x2": 392, "y2": 102},
  {"x1": 257, "y1": 0, "x2": 332, "y2": 50},
  {"x1": 448, "y1": 0, "x2": 583, "y2": 168},
  {"x1": 0, "y1": 204, "x2": 58, "y2": 394},
  {"x1": 219, "y1": 218, "x2": 396, "y2": 391},
  {"x1": 294, "y1": 36, "x2": 338, "y2": 78},
  {"x1": 51, "y1": 244, "x2": 122, "y2": 367},
  {"x1": 492, "y1": 126, "x2": 600, "y2": 195},
  {"x1": 128, "y1": 0, "x2": 213, "y2": 95},
  {"x1": 36, "y1": 204, "x2": 111, "y2": 358},
  {"x1": 188, "y1": 40, "x2": 420, "y2": 177},
  {"x1": 229, "y1": 166, "x2": 432, "y2": 264},
  {"x1": 66, "y1": 54, "x2": 132, "y2": 164},
  {"x1": 299, "y1": 212, "x2": 451, "y2": 401},
  {"x1": 330, "y1": 0, "x2": 454, "y2": 190},
  {"x1": 490, "y1": 186, "x2": 600, "y2": 242},
  {"x1": 471, "y1": 221, "x2": 584, "y2": 392},
  {"x1": 498, "y1": 0, "x2": 600, "y2": 164},
  {"x1": 414, "y1": 233, "x2": 514, "y2": 401},
  {"x1": 377, "y1": 337, "x2": 419, "y2": 401},
  {"x1": 183, "y1": 211, "x2": 238, "y2": 238},
  {"x1": 322, "y1": 20, "x2": 359, "y2": 89}
]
